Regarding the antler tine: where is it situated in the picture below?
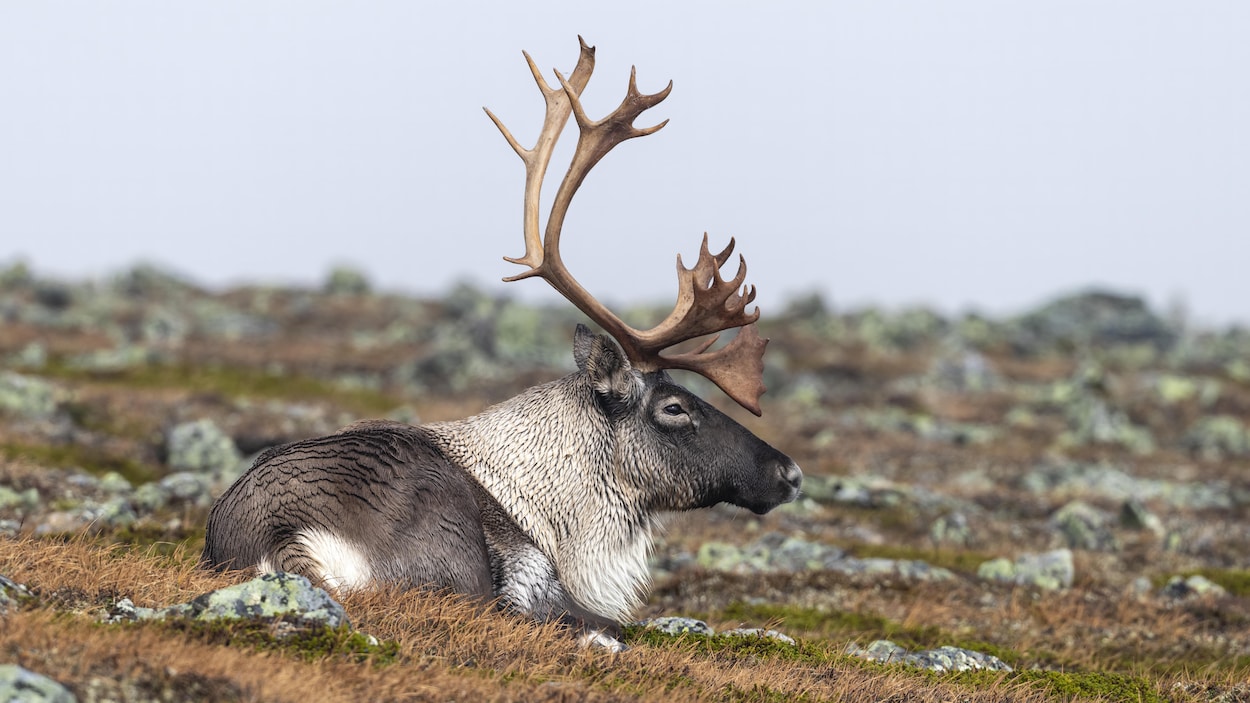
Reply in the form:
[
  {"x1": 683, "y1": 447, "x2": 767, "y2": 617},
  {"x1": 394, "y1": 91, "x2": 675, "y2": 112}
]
[
  {"x1": 546, "y1": 67, "x2": 672, "y2": 252},
  {"x1": 484, "y1": 37, "x2": 595, "y2": 281},
  {"x1": 489, "y1": 39, "x2": 771, "y2": 415},
  {"x1": 502, "y1": 46, "x2": 675, "y2": 361}
]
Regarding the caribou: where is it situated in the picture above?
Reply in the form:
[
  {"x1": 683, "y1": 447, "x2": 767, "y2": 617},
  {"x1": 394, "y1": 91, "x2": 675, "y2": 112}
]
[{"x1": 201, "y1": 37, "x2": 802, "y2": 650}]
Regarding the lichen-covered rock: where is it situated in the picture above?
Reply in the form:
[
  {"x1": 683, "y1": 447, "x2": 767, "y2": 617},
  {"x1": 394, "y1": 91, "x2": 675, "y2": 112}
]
[
  {"x1": 720, "y1": 628, "x2": 797, "y2": 646},
  {"x1": 166, "y1": 419, "x2": 243, "y2": 478},
  {"x1": 1161, "y1": 575, "x2": 1227, "y2": 600},
  {"x1": 1057, "y1": 394, "x2": 1155, "y2": 455},
  {"x1": 925, "y1": 339, "x2": 999, "y2": 392},
  {"x1": 845, "y1": 639, "x2": 1012, "y2": 673},
  {"x1": 186, "y1": 572, "x2": 347, "y2": 628},
  {"x1": 134, "y1": 472, "x2": 214, "y2": 512},
  {"x1": 1020, "y1": 462, "x2": 1235, "y2": 511},
  {"x1": 0, "y1": 371, "x2": 62, "y2": 419},
  {"x1": 1051, "y1": 500, "x2": 1120, "y2": 551},
  {"x1": 1010, "y1": 290, "x2": 1176, "y2": 352},
  {"x1": 978, "y1": 549, "x2": 1074, "y2": 590},
  {"x1": 1, "y1": 574, "x2": 36, "y2": 613},
  {"x1": 929, "y1": 512, "x2": 971, "y2": 547},
  {"x1": 638, "y1": 616, "x2": 714, "y2": 637},
  {"x1": 1119, "y1": 499, "x2": 1166, "y2": 537},
  {"x1": 799, "y1": 474, "x2": 907, "y2": 508},
  {"x1": 0, "y1": 486, "x2": 41, "y2": 514},
  {"x1": 0, "y1": 664, "x2": 78, "y2": 703},
  {"x1": 1182, "y1": 415, "x2": 1250, "y2": 460},
  {"x1": 1152, "y1": 374, "x2": 1221, "y2": 407}
]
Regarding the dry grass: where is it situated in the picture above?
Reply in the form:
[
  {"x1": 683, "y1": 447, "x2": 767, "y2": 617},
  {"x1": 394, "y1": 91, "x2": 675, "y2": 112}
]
[
  {"x1": 0, "y1": 536, "x2": 1140, "y2": 703},
  {"x1": 4, "y1": 285, "x2": 1250, "y2": 701}
]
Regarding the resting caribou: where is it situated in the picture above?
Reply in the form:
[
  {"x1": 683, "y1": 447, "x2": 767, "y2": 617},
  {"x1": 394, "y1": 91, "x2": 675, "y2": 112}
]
[{"x1": 201, "y1": 37, "x2": 802, "y2": 650}]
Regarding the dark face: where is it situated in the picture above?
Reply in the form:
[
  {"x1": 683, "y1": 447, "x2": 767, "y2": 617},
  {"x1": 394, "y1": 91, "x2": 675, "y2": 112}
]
[
  {"x1": 636, "y1": 375, "x2": 803, "y2": 514},
  {"x1": 573, "y1": 325, "x2": 802, "y2": 515}
]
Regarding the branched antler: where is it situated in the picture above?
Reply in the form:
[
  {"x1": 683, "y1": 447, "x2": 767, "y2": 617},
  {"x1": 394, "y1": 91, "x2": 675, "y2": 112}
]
[{"x1": 485, "y1": 37, "x2": 769, "y2": 415}]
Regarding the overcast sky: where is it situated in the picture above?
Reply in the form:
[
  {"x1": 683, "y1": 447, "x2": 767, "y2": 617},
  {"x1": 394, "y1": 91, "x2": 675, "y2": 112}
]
[{"x1": 1, "y1": 3, "x2": 1247, "y2": 327}]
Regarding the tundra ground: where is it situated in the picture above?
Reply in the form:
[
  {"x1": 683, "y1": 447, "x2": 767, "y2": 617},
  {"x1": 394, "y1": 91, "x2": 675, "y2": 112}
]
[{"x1": 1, "y1": 268, "x2": 1248, "y2": 701}]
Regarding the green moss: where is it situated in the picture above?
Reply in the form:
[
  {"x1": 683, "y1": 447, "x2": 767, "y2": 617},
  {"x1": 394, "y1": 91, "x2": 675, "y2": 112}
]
[
  {"x1": 0, "y1": 440, "x2": 160, "y2": 485},
  {"x1": 1011, "y1": 670, "x2": 1164, "y2": 703},
  {"x1": 1165, "y1": 565, "x2": 1250, "y2": 592},
  {"x1": 156, "y1": 619, "x2": 400, "y2": 666}
]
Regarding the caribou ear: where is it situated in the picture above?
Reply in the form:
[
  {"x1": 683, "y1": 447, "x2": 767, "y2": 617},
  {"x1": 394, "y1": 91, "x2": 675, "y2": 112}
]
[{"x1": 573, "y1": 324, "x2": 640, "y2": 401}]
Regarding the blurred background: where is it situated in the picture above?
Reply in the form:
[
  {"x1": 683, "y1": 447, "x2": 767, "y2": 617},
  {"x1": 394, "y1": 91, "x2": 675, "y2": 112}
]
[{"x1": 1, "y1": 2, "x2": 1248, "y2": 326}]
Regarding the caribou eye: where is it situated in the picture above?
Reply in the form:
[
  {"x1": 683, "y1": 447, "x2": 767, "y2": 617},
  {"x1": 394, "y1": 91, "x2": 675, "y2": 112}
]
[{"x1": 663, "y1": 403, "x2": 686, "y2": 416}]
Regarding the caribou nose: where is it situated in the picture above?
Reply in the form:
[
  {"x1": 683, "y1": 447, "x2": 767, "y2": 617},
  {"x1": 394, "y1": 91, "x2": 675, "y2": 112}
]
[{"x1": 779, "y1": 460, "x2": 803, "y2": 493}]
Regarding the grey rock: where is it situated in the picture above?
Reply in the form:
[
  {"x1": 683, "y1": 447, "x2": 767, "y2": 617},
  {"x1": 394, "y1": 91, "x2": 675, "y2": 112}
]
[
  {"x1": 926, "y1": 339, "x2": 999, "y2": 392},
  {"x1": 0, "y1": 664, "x2": 78, "y2": 703},
  {"x1": 1021, "y1": 462, "x2": 1234, "y2": 511},
  {"x1": 800, "y1": 474, "x2": 906, "y2": 508},
  {"x1": 693, "y1": 534, "x2": 951, "y2": 581},
  {"x1": 1183, "y1": 415, "x2": 1250, "y2": 460},
  {"x1": 0, "y1": 486, "x2": 40, "y2": 513},
  {"x1": 166, "y1": 419, "x2": 243, "y2": 477},
  {"x1": 8, "y1": 342, "x2": 47, "y2": 370},
  {"x1": 696, "y1": 542, "x2": 766, "y2": 573},
  {"x1": 105, "y1": 573, "x2": 349, "y2": 632},
  {"x1": 1057, "y1": 394, "x2": 1155, "y2": 455},
  {"x1": 103, "y1": 596, "x2": 164, "y2": 623},
  {"x1": 157, "y1": 471, "x2": 214, "y2": 508},
  {"x1": 186, "y1": 572, "x2": 347, "y2": 628},
  {"x1": 929, "y1": 512, "x2": 971, "y2": 547},
  {"x1": 720, "y1": 628, "x2": 796, "y2": 646},
  {"x1": 0, "y1": 371, "x2": 62, "y2": 419},
  {"x1": 1011, "y1": 289, "x2": 1176, "y2": 352},
  {"x1": 831, "y1": 558, "x2": 956, "y2": 582},
  {"x1": 638, "y1": 616, "x2": 714, "y2": 637},
  {"x1": 978, "y1": 549, "x2": 1074, "y2": 590},
  {"x1": 1119, "y1": 499, "x2": 1165, "y2": 537},
  {"x1": 846, "y1": 639, "x2": 1012, "y2": 673},
  {"x1": 1051, "y1": 500, "x2": 1120, "y2": 551},
  {"x1": 1161, "y1": 575, "x2": 1227, "y2": 600},
  {"x1": 1, "y1": 574, "x2": 35, "y2": 613}
]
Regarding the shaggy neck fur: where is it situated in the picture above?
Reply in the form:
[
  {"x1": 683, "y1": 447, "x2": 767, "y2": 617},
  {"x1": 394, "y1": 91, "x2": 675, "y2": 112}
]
[{"x1": 427, "y1": 374, "x2": 654, "y2": 623}]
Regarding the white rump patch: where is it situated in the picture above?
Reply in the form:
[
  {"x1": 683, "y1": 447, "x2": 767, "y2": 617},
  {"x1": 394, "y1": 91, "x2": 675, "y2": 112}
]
[{"x1": 294, "y1": 529, "x2": 373, "y2": 590}]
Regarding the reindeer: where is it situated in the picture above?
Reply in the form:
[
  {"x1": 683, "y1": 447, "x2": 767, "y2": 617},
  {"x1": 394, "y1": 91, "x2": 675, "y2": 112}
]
[{"x1": 201, "y1": 37, "x2": 802, "y2": 650}]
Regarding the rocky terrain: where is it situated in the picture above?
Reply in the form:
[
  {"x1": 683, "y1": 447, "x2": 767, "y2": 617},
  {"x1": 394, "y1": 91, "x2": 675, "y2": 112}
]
[{"x1": 1, "y1": 260, "x2": 1249, "y2": 701}]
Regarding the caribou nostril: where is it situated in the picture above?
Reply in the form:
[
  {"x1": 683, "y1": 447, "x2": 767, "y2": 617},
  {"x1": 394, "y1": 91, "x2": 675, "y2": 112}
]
[{"x1": 779, "y1": 461, "x2": 803, "y2": 491}]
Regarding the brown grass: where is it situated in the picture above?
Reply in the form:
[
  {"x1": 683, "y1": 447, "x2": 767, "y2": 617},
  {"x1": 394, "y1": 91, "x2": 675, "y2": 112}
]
[{"x1": 1, "y1": 536, "x2": 1097, "y2": 703}]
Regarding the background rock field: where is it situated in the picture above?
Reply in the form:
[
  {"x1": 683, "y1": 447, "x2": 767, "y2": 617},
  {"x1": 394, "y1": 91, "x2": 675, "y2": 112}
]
[{"x1": 1, "y1": 261, "x2": 1248, "y2": 702}]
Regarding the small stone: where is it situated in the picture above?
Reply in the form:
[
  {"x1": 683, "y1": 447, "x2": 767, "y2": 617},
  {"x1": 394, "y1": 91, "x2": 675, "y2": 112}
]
[
  {"x1": 1051, "y1": 500, "x2": 1120, "y2": 551},
  {"x1": 0, "y1": 664, "x2": 78, "y2": 703},
  {"x1": 978, "y1": 549, "x2": 1074, "y2": 590},
  {"x1": 1161, "y1": 575, "x2": 1227, "y2": 600},
  {"x1": 167, "y1": 419, "x2": 243, "y2": 477},
  {"x1": 1119, "y1": 499, "x2": 1165, "y2": 537},
  {"x1": 638, "y1": 616, "x2": 714, "y2": 637},
  {"x1": 721, "y1": 628, "x2": 796, "y2": 645},
  {"x1": 186, "y1": 572, "x2": 348, "y2": 629}
]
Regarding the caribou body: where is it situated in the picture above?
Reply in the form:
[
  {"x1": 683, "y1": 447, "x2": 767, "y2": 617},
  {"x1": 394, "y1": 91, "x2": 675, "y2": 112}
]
[{"x1": 201, "y1": 38, "x2": 802, "y2": 649}]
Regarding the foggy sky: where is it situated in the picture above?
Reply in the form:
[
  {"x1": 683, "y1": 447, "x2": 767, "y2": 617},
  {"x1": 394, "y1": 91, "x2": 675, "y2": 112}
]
[{"x1": 2, "y1": 2, "x2": 1247, "y2": 326}]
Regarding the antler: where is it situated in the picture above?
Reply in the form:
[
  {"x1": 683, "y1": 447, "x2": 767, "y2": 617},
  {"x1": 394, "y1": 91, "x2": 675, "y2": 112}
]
[{"x1": 484, "y1": 37, "x2": 769, "y2": 415}]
